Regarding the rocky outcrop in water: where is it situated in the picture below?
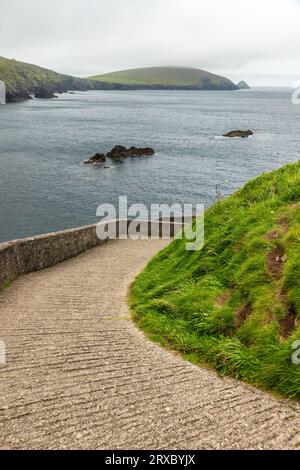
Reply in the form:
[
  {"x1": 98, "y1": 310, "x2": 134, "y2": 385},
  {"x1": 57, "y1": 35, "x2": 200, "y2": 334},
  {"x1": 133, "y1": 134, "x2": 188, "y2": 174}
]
[
  {"x1": 84, "y1": 146, "x2": 155, "y2": 165},
  {"x1": 84, "y1": 153, "x2": 107, "y2": 165},
  {"x1": 223, "y1": 130, "x2": 253, "y2": 138},
  {"x1": 6, "y1": 91, "x2": 33, "y2": 102},
  {"x1": 34, "y1": 87, "x2": 58, "y2": 99},
  {"x1": 107, "y1": 146, "x2": 155, "y2": 160}
]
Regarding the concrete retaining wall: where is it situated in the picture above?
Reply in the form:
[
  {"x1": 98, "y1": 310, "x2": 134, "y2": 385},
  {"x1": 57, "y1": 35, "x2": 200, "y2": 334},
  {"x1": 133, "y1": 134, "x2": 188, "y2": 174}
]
[
  {"x1": 0, "y1": 223, "x2": 104, "y2": 289},
  {"x1": 0, "y1": 220, "x2": 184, "y2": 290}
]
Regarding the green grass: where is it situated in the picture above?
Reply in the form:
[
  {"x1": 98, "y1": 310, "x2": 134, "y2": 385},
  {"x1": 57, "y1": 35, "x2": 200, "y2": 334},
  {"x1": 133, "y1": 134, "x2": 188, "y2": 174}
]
[
  {"x1": 88, "y1": 66, "x2": 238, "y2": 89},
  {"x1": 130, "y1": 161, "x2": 300, "y2": 399},
  {"x1": 0, "y1": 57, "x2": 70, "y2": 95}
]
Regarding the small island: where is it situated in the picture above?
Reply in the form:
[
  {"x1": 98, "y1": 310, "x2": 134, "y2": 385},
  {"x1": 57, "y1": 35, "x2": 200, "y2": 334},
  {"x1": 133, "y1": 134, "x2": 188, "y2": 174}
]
[{"x1": 237, "y1": 80, "x2": 251, "y2": 90}]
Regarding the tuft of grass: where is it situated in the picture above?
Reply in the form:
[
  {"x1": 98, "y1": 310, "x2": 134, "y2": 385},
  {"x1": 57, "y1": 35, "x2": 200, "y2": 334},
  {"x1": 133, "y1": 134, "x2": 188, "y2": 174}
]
[{"x1": 130, "y1": 161, "x2": 300, "y2": 399}]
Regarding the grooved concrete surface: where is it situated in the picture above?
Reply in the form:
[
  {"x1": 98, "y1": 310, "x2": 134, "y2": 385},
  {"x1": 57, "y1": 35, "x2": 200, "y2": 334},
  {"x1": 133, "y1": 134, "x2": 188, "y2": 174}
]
[{"x1": 0, "y1": 239, "x2": 299, "y2": 450}]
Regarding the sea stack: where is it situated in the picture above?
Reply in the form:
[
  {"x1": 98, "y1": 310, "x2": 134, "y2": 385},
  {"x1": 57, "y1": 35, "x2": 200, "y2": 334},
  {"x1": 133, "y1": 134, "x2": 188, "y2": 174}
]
[{"x1": 237, "y1": 81, "x2": 250, "y2": 90}]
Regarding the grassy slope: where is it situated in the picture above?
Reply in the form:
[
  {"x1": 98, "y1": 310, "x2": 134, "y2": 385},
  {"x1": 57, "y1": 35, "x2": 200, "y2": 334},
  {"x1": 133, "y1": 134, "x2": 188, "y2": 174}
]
[
  {"x1": 0, "y1": 57, "x2": 70, "y2": 96},
  {"x1": 0, "y1": 56, "x2": 90, "y2": 101},
  {"x1": 88, "y1": 66, "x2": 238, "y2": 89},
  {"x1": 130, "y1": 162, "x2": 300, "y2": 399}
]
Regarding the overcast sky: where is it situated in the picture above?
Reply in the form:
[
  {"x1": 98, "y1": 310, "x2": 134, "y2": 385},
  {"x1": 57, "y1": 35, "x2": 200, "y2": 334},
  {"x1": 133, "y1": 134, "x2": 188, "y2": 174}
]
[{"x1": 0, "y1": 0, "x2": 299, "y2": 86}]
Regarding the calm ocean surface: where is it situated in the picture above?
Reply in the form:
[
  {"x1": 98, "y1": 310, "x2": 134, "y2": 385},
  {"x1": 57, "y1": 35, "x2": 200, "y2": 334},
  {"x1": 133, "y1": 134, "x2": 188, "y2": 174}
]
[{"x1": 0, "y1": 88, "x2": 299, "y2": 243}]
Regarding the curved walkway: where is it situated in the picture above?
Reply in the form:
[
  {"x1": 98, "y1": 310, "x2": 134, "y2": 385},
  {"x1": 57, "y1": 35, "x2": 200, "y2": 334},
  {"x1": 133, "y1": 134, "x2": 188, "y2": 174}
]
[{"x1": 0, "y1": 239, "x2": 299, "y2": 450}]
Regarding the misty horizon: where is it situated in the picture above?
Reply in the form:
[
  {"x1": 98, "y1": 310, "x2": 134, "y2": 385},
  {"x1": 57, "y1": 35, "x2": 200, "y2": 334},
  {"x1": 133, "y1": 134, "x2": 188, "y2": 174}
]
[{"x1": 1, "y1": 0, "x2": 300, "y2": 87}]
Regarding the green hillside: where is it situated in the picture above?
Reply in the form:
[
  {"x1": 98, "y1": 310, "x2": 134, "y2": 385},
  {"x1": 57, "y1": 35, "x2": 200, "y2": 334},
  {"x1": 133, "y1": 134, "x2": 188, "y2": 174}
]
[
  {"x1": 0, "y1": 60, "x2": 239, "y2": 101},
  {"x1": 88, "y1": 66, "x2": 238, "y2": 90},
  {"x1": 130, "y1": 162, "x2": 300, "y2": 399},
  {"x1": 0, "y1": 56, "x2": 89, "y2": 102}
]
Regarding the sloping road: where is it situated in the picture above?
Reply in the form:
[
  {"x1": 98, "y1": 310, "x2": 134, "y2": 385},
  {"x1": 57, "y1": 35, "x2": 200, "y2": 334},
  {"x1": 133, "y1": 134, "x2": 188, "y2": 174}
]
[{"x1": 0, "y1": 240, "x2": 299, "y2": 450}]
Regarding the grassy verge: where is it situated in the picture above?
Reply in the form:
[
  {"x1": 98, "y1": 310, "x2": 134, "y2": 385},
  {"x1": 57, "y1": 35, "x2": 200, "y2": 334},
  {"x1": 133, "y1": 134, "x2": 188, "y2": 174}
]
[{"x1": 130, "y1": 161, "x2": 300, "y2": 399}]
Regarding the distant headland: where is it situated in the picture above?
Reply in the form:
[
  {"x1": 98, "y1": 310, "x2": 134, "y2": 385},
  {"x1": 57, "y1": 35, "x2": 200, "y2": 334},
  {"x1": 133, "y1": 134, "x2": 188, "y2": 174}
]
[
  {"x1": 88, "y1": 66, "x2": 239, "y2": 91},
  {"x1": 0, "y1": 57, "x2": 248, "y2": 102}
]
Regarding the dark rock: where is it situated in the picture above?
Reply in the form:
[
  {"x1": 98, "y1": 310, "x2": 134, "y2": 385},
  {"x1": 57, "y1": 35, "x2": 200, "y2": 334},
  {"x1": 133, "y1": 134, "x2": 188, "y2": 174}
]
[
  {"x1": 223, "y1": 130, "x2": 253, "y2": 138},
  {"x1": 84, "y1": 153, "x2": 107, "y2": 165},
  {"x1": 106, "y1": 145, "x2": 128, "y2": 160},
  {"x1": 107, "y1": 145, "x2": 155, "y2": 160},
  {"x1": 34, "y1": 87, "x2": 58, "y2": 99},
  {"x1": 84, "y1": 146, "x2": 155, "y2": 165},
  {"x1": 6, "y1": 91, "x2": 33, "y2": 103},
  {"x1": 128, "y1": 146, "x2": 155, "y2": 156}
]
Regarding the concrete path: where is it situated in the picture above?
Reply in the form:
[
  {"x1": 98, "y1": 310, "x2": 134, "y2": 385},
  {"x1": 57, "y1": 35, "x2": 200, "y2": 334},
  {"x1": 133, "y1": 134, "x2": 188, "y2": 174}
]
[{"x1": 0, "y1": 239, "x2": 299, "y2": 450}]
